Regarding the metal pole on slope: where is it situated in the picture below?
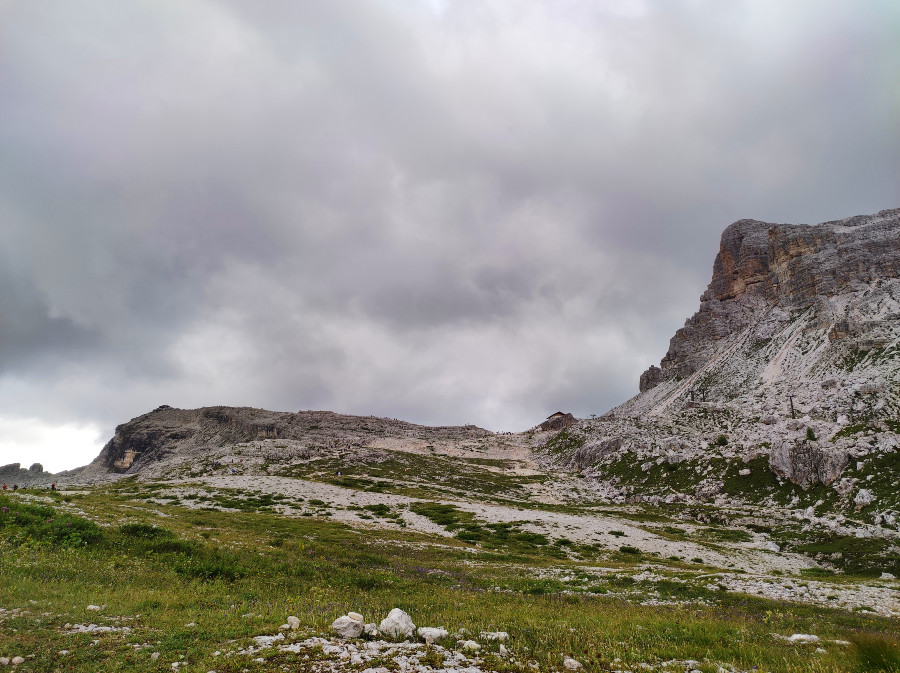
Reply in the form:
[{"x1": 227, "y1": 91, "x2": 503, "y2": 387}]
[{"x1": 788, "y1": 395, "x2": 796, "y2": 419}]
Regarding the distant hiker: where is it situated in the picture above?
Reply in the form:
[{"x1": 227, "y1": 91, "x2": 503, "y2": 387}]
[
  {"x1": 1, "y1": 484, "x2": 5, "y2": 491},
  {"x1": 12, "y1": 484, "x2": 17, "y2": 491},
  {"x1": 51, "y1": 483, "x2": 56, "y2": 491}
]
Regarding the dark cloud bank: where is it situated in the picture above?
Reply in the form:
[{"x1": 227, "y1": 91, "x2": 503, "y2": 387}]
[{"x1": 1, "y1": 1, "x2": 898, "y2": 470}]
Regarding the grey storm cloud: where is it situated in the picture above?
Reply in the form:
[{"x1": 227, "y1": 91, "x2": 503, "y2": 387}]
[{"x1": 1, "y1": 0, "x2": 898, "y2": 469}]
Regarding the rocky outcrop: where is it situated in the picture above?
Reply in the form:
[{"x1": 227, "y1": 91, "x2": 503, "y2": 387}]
[
  {"x1": 0, "y1": 462, "x2": 51, "y2": 487},
  {"x1": 639, "y1": 366, "x2": 664, "y2": 392},
  {"x1": 540, "y1": 412, "x2": 576, "y2": 431},
  {"x1": 641, "y1": 208, "x2": 900, "y2": 384},
  {"x1": 769, "y1": 442, "x2": 849, "y2": 489},
  {"x1": 83, "y1": 405, "x2": 495, "y2": 478}
]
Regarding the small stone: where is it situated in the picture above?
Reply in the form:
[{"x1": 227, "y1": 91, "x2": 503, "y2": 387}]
[
  {"x1": 480, "y1": 631, "x2": 508, "y2": 642},
  {"x1": 185, "y1": 622, "x2": 196, "y2": 627},
  {"x1": 460, "y1": 640, "x2": 481, "y2": 652},
  {"x1": 347, "y1": 611, "x2": 364, "y2": 622},
  {"x1": 499, "y1": 644, "x2": 508, "y2": 657},
  {"x1": 563, "y1": 657, "x2": 583, "y2": 670},
  {"x1": 151, "y1": 652, "x2": 160, "y2": 660},
  {"x1": 881, "y1": 572, "x2": 896, "y2": 580},
  {"x1": 86, "y1": 605, "x2": 101, "y2": 611},
  {"x1": 287, "y1": 615, "x2": 300, "y2": 629},
  {"x1": 378, "y1": 608, "x2": 415, "y2": 640},
  {"x1": 0, "y1": 658, "x2": 8, "y2": 666},
  {"x1": 332, "y1": 615, "x2": 364, "y2": 639},
  {"x1": 363, "y1": 623, "x2": 378, "y2": 637},
  {"x1": 738, "y1": 468, "x2": 751, "y2": 476}
]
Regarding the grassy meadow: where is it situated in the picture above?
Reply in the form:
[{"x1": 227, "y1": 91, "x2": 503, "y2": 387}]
[{"x1": 0, "y1": 484, "x2": 898, "y2": 673}]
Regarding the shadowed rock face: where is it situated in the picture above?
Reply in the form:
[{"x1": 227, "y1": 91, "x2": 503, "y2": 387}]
[{"x1": 645, "y1": 208, "x2": 900, "y2": 386}]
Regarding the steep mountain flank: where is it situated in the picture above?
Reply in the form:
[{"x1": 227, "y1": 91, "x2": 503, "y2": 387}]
[
  {"x1": 642, "y1": 208, "x2": 900, "y2": 388},
  {"x1": 544, "y1": 209, "x2": 900, "y2": 540}
]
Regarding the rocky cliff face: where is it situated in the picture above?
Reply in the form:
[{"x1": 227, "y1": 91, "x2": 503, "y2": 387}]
[
  {"x1": 544, "y1": 207, "x2": 900, "y2": 525},
  {"x1": 645, "y1": 208, "x2": 900, "y2": 384}
]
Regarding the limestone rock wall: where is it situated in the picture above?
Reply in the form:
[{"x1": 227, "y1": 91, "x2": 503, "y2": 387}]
[{"x1": 641, "y1": 208, "x2": 900, "y2": 388}]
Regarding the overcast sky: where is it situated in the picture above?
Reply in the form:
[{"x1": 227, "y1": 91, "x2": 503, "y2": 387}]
[{"x1": 1, "y1": 1, "x2": 898, "y2": 471}]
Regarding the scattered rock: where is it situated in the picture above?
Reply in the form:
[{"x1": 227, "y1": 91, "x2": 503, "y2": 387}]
[
  {"x1": 881, "y1": 572, "x2": 896, "y2": 580},
  {"x1": 480, "y1": 631, "x2": 508, "y2": 642},
  {"x1": 347, "y1": 612, "x2": 364, "y2": 622},
  {"x1": 363, "y1": 623, "x2": 378, "y2": 637},
  {"x1": 563, "y1": 656, "x2": 583, "y2": 670},
  {"x1": 253, "y1": 633, "x2": 285, "y2": 648},
  {"x1": 417, "y1": 627, "x2": 448, "y2": 645},
  {"x1": 854, "y1": 489, "x2": 875, "y2": 508},
  {"x1": 788, "y1": 634, "x2": 820, "y2": 644},
  {"x1": 287, "y1": 615, "x2": 300, "y2": 630},
  {"x1": 86, "y1": 605, "x2": 101, "y2": 611},
  {"x1": 378, "y1": 608, "x2": 415, "y2": 640},
  {"x1": 332, "y1": 616, "x2": 364, "y2": 639},
  {"x1": 459, "y1": 640, "x2": 481, "y2": 652}
]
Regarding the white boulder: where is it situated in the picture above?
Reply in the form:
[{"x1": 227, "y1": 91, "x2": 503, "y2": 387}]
[
  {"x1": 332, "y1": 615, "x2": 364, "y2": 639},
  {"x1": 418, "y1": 627, "x2": 448, "y2": 645},
  {"x1": 854, "y1": 489, "x2": 875, "y2": 508},
  {"x1": 86, "y1": 605, "x2": 101, "y2": 611},
  {"x1": 363, "y1": 623, "x2": 378, "y2": 637},
  {"x1": 480, "y1": 631, "x2": 508, "y2": 642},
  {"x1": 287, "y1": 615, "x2": 300, "y2": 630},
  {"x1": 563, "y1": 657, "x2": 583, "y2": 670},
  {"x1": 11, "y1": 658, "x2": 25, "y2": 666},
  {"x1": 379, "y1": 608, "x2": 415, "y2": 640},
  {"x1": 460, "y1": 640, "x2": 481, "y2": 652}
]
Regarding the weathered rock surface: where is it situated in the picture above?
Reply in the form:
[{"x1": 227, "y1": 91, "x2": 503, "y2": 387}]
[
  {"x1": 417, "y1": 627, "x2": 448, "y2": 644},
  {"x1": 769, "y1": 442, "x2": 849, "y2": 488},
  {"x1": 378, "y1": 608, "x2": 415, "y2": 640},
  {"x1": 332, "y1": 615, "x2": 364, "y2": 639},
  {"x1": 641, "y1": 207, "x2": 900, "y2": 385},
  {"x1": 71, "y1": 405, "x2": 493, "y2": 482},
  {"x1": 543, "y1": 207, "x2": 900, "y2": 529}
]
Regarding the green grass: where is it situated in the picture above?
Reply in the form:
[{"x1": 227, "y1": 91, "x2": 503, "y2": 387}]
[{"x1": 1, "y1": 488, "x2": 898, "y2": 672}]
